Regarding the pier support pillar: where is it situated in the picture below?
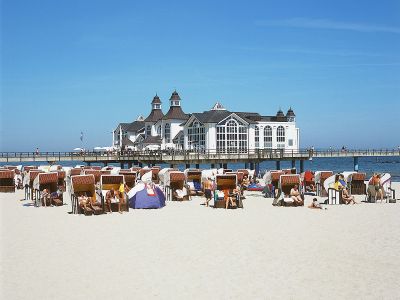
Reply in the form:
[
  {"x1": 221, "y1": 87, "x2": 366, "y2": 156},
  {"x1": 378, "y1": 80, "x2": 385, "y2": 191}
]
[
  {"x1": 195, "y1": 164, "x2": 200, "y2": 169},
  {"x1": 291, "y1": 160, "x2": 296, "y2": 169},
  {"x1": 276, "y1": 161, "x2": 281, "y2": 170},
  {"x1": 244, "y1": 162, "x2": 249, "y2": 169},
  {"x1": 223, "y1": 163, "x2": 228, "y2": 169},
  {"x1": 103, "y1": 162, "x2": 108, "y2": 167},
  {"x1": 211, "y1": 163, "x2": 215, "y2": 169},
  {"x1": 300, "y1": 160, "x2": 304, "y2": 173},
  {"x1": 354, "y1": 156, "x2": 359, "y2": 172},
  {"x1": 87, "y1": 162, "x2": 91, "y2": 167},
  {"x1": 138, "y1": 162, "x2": 143, "y2": 168},
  {"x1": 219, "y1": 163, "x2": 223, "y2": 168},
  {"x1": 255, "y1": 163, "x2": 260, "y2": 177},
  {"x1": 127, "y1": 162, "x2": 132, "y2": 168},
  {"x1": 249, "y1": 162, "x2": 255, "y2": 170},
  {"x1": 185, "y1": 164, "x2": 190, "y2": 169},
  {"x1": 120, "y1": 162, "x2": 124, "y2": 169}
]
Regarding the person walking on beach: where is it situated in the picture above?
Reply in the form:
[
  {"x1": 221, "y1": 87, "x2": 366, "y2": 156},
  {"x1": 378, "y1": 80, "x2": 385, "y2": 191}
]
[
  {"x1": 203, "y1": 177, "x2": 213, "y2": 207},
  {"x1": 35, "y1": 148, "x2": 39, "y2": 155}
]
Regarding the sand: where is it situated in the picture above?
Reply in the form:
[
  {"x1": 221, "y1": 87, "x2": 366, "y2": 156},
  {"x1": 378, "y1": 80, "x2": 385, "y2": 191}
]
[{"x1": 1, "y1": 183, "x2": 400, "y2": 300}]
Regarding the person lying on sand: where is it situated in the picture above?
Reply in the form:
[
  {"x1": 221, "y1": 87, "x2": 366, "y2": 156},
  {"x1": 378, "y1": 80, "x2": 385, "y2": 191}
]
[{"x1": 308, "y1": 198, "x2": 324, "y2": 209}]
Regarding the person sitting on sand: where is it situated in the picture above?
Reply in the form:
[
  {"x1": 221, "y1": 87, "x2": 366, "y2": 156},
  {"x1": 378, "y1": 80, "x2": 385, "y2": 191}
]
[
  {"x1": 308, "y1": 198, "x2": 323, "y2": 209},
  {"x1": 339, "y1": 174, "x2": 347, "y2": 188},
  {"x1": 41, "y1": 188, "x2": 50, "y2": 207},
  {"x1": 333, "y1": 175, "x2": 344, "y2": 191},
  {"x1": 272, "y1": 187, "x2": 284, "y2": 206},
  {"x1": 290, "y1": 184, "x2": 303, "y2": 206},
  {"x1": 50, "y1": 186, "x2": 63, "y2": 203},
  {"x1": 203, "y1": 177, "x2": 213, "y2": 207},
  {"x1": 105, "y1": 188, "x2": 117, "y2": 213},
  {"x1": 173, "y1": 188, "x2": 184, "y2": 201},
  {"x1": 241, "y1": 176, "x2": 249, "y2": 190},
  {"x1": 342, "y1": 188, "x2": 356, "y2": 205},
  {"x1": 78, "y1": 192, "x2": 90, "y2": 210}
]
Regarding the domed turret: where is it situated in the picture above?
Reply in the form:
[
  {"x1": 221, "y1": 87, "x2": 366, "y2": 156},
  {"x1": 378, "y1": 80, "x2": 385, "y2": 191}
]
[
  {"x1": 286, "y1": 107, "x2": 295, "y2": 122},
  {"x1": 169, "y1": 90, "x2": 181, "y2": 107},
  {"x1": 286, "y1": 107, "x2": 295, "y2": 117},
  {"x1": 276, "y1": 108, "x2": 285, "y2": 117}
]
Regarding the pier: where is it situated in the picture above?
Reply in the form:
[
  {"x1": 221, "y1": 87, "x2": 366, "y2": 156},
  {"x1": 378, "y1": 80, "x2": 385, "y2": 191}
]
[{"x1": 1, "y1": 149, "x2": 399, "y2": 173}]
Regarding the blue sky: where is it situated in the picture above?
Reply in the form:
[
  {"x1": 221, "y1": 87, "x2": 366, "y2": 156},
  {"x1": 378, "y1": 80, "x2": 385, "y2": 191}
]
[{"x1": 1, "y1": 0, "x2": 400, "y2": 151}]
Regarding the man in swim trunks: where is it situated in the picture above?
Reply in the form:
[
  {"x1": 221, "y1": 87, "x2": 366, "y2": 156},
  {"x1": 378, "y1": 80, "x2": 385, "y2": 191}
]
[
  {"x1": 203, "y1": 177, "x2": 213, "y2": 207},
  {"x1": 105, "y1": 188, "x2": 116, "y2": 213}
]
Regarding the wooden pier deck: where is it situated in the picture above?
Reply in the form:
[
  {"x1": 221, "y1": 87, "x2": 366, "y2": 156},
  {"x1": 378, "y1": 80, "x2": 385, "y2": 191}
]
[{"x1": 1, "y1": 149, "x2": 398, "y2": 165}]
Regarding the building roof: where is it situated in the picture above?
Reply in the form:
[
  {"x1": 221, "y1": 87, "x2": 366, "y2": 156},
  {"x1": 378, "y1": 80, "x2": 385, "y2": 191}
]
[
  {"x1": 115, "y1": 120, "x2": 145, "y2": 133},
  {"x1": 126, "y1": 120, "x2": 145, "y2": 132},
  {"x1": 144, "y1": 109, "x2": 164, "y2": 122},
  {"x1": 163, "y1": 106, "x2": 189, "y2": 120},
  {"x1": 142, "y1": 135, "x2": 162, "y2": 145},
  {"x1": 172, "y1": 130, "x2": 184, "y2": 143},
  {"x1": 169, "y1": 90, "x2": 181, "y2": 101},
  {"x1": 211, "y1": 102, "x2": 226, "y2": 110},
  {"x1": 259, "y1": 116, "x2": 288, "y2": 122},
  {"x1": 151, "y1": 94, "x2": 162, "y2": 104},
  {"x1": 117, "y1": 123, "x2": 131, "y2": 131},
  {"x1": 121, "y1": 137, "x2": 135, "y2": 146},
  {"x1": 188, "y1": 110, "x2": 260, "y2": 124}
]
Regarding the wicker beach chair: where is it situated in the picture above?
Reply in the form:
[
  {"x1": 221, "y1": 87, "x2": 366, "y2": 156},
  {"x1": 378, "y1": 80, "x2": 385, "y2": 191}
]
[
  {"x1": 100, "y1": 174, "x2": 128, "y2": 212},
  {"x1": 214, "y1": 174, "x2": 238, "y2": 208},
  {"x1": 185, "y1": 169, "x2": 204, "y2": 196},
  {"x1": 165, "y1": 171, "x2": 189, "y2": 201},
  {"x1": 278, "y1": 174, "x2": 303, "y2": 206},
  {"x1": 71, "y1": 174, "x2": 102, "y2": 215},
  {"x1": 119, "y1": 170, "x2": 137, "y2": 189},
  {"x1": 315, "y1": 171, "x2": 333, "y2": 197},
  {"x1": 151, "y1": 166, "x2": 161, "y2": 184},
  {"x1": 0, "y1": 170, "x2": 15, "y2": 193},
  {"x1": 33, "y1": 172, "x2": 59, "y2": 207},
  {"x1": 84, "y1": 169, "x2": 102, "y2": 184},
  {"x1": 348, "y1": 172, "x2": 366, "y2": 195}
]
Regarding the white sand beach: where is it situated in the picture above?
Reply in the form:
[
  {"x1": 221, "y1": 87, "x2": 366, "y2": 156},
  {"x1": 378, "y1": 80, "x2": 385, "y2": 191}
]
[{"x1": 1, "y1": 184, "x2": 400, "y2": 299}]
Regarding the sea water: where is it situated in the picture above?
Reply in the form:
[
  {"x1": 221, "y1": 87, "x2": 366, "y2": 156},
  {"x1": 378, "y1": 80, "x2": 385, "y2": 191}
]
[{"x1": 5, "y1": 156, "x2": 399, "y2": 181}]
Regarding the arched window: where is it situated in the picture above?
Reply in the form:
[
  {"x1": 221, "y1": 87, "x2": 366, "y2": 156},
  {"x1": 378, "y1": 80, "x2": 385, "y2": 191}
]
[
  {"x1": 277, "y1": 126, "x2": 285, "y2": 148},
  {"x1": 264, "y1": 126, "x2": 272, "y2": 149},
  {"x1": 216, "y1": 116, "x2": 248, "y2": 153},
  {"x1": 188, "y1": 120, "x2": 205, "y2": 150},
  {"x1": 164, "y1": 123, "x2": 170, "y2": 143},
  {"x1": 255, "y1": 126, "x2": 260, "y2": 148},
  {"x1": 146, "y1": 125, "x2": 151, "y2": 137},
  {"x1": 157, "y1": 125, "x2": 161, "y2": 136}
]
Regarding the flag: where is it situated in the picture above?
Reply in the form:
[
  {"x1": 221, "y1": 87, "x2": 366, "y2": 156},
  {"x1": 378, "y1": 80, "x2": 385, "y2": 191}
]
[{"x1": 80, "y1": 131, "x2": 83, "y2": 142}]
